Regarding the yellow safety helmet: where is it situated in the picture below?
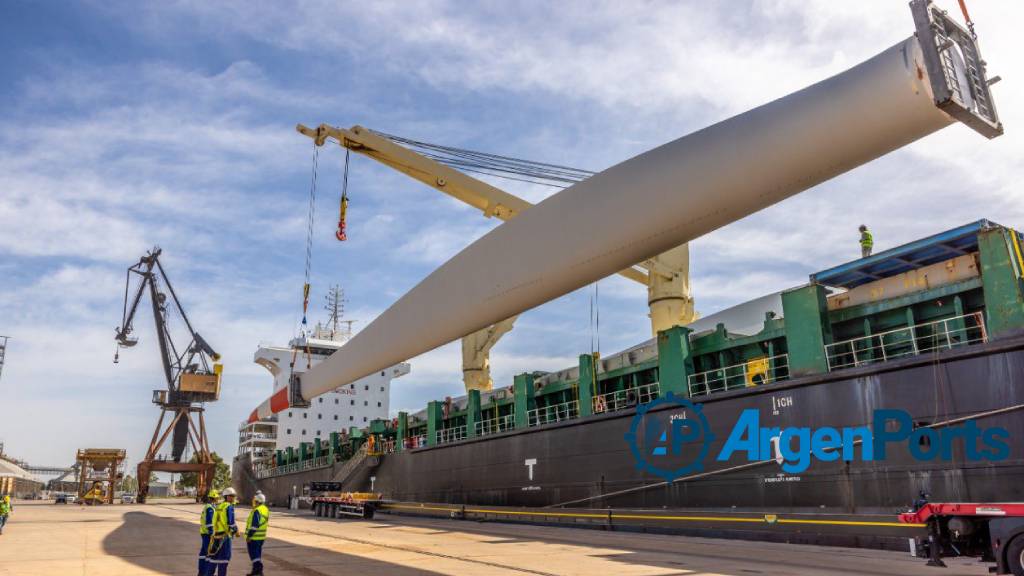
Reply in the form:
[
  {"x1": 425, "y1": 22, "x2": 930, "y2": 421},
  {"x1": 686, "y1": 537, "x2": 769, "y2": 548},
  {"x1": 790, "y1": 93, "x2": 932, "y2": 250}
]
[
  {"x1": 3, "y1": 495, "x2": 9, "y2": 503},
  {"x1": 207, "y1": 489, "x2": 220, "y2": 499}
]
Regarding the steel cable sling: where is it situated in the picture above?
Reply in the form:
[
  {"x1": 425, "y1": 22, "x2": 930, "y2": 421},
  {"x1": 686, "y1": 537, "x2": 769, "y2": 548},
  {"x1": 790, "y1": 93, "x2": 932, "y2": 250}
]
[{"x1": 371, "y1": 130, "x2": 596, "y2": 188}]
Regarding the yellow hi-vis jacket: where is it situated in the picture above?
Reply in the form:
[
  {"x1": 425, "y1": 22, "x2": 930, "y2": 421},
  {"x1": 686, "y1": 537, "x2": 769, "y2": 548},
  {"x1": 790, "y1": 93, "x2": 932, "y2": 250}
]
[
  {"x1": 200, "y1": 503, "x2": 215, "y2": 535},
  {"x1": 860, "y1": 230, "x2": 874, "y2": 248},
  {"x1": 246, "y1": 504, "x2": 269, "y2": 541},
  {"x1": 213, "y1": 501, "x2": 237, "y2": 537}
]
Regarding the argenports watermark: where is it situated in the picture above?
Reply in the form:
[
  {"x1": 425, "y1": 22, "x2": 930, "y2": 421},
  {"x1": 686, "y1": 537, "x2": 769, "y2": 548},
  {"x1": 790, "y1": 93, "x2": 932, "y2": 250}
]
[{"x1": 626, "y1": 394, "x2": 1010, "y2": 481}]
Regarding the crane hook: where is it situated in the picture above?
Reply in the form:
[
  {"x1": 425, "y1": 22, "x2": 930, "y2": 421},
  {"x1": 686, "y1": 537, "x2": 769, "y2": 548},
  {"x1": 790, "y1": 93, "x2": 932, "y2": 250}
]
[
  {"x1": 337, "y1": 149, "x2": 350, "y2": 242},
  {"x1": 336, "y1": 196, "x2": 348, "y2": 242}
]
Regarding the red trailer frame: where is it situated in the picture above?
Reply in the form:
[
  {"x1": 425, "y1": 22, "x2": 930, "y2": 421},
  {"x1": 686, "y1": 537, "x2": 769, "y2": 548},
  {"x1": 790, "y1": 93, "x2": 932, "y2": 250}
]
[{"x1": 900, "y1": 503, "x2": 1024, "y2": 575}]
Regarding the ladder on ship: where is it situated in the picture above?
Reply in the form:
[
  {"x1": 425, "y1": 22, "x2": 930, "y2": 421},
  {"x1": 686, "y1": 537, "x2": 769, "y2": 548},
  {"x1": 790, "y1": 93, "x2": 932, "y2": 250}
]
[{"x1": 331, "y1": 444, "x2": 379, "y2": 487}]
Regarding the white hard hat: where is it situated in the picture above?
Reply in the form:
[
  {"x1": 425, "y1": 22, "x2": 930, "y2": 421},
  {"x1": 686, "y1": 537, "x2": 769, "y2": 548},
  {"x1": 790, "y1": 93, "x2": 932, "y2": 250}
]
[
  {"x1": 254, "y1": 493, "x2": 266, "y2": 504},
  {"x1": 222, "y1": 488, "x2": 237, "y2": 497}
]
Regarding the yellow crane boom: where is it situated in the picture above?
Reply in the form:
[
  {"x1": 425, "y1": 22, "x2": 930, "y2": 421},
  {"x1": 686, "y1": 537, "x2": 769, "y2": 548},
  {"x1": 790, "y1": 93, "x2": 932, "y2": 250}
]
[{"x1": 296, "y1": 123, "x2": 695, "y2": 391}]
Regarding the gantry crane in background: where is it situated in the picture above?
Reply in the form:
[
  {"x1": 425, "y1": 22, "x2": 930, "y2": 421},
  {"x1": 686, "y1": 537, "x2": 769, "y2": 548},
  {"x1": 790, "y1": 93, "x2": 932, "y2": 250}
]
[
  {"x1": 114, "y1": 248, "x2": 222, "y2": 502},
  {"x1": 75, "y1": 449, "x2": 125, "y2": 505},
  {"x1": 297, "y1": 123, "x2": 695, "y2": 392}
]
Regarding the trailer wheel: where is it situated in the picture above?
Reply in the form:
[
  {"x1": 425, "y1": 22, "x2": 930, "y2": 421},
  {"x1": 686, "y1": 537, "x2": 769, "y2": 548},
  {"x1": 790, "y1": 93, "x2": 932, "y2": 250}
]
[{"x1": 1007, "y1": 535, "x2": 1024, "y2": 576}]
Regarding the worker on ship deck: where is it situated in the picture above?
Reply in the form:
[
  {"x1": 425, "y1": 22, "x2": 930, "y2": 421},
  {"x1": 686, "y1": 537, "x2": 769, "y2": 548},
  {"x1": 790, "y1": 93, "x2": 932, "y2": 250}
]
[
  {"x1": 205, "y1": 487, "x2": 239, "y2": 576},
  {"x1": 0, "y1": 495, "x2": 12, "y2": 535},
  {"x1": 198, "y1": 489, "x2": 219, "y2": 575},
  {"x1": 245, "y1": 493, "x2": 270, "y2": 575},
  {"x1": 859, "y1": 224, "x2": 874, "y2": 258}
]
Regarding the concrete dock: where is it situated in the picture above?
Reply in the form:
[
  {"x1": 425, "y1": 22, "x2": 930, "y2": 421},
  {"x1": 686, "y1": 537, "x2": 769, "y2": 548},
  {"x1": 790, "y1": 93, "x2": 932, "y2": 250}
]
[{"x1": 0, "y1": 500, "x2": 991, "y2": 575}]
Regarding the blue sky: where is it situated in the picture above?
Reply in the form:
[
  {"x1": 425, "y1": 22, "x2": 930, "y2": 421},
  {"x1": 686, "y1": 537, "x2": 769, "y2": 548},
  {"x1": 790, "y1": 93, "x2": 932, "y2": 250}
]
[{"x1": 1, "y1": 1, "x2": 1022, "y2": 469}]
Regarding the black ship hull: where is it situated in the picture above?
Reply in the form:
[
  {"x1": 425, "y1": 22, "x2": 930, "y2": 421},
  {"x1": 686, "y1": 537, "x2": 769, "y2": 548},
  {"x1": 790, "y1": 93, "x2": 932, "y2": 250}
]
[{"x1": 350, "y1": 338, "x2": 1024, "y2": 514}]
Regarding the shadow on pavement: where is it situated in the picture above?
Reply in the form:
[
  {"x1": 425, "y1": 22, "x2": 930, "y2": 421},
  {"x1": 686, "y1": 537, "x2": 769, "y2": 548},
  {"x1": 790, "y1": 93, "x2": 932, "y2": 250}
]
[{"x1": 103, "y1": 510, "x2": 445, "y2": 575}]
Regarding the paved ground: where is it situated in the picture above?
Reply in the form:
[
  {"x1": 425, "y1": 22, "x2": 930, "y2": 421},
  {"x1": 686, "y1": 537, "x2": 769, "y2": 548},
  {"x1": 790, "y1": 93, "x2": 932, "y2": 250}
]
[{"x1": 0, "y1": 500, "x2": 992, "y2": 575}]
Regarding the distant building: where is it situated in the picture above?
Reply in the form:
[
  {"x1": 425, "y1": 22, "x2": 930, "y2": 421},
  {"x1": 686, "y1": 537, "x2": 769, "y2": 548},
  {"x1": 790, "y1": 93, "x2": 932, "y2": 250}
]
[
  {"x1": 0, "y1": 458, "x2": 45, "y2": 499},
  {"x1": 147, "y1": 481, "x2": 171, "y2": 498}
]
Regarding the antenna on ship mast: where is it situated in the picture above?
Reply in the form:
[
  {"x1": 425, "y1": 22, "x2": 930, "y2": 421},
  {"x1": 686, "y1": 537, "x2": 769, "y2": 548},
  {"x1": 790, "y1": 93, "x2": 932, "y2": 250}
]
[{"x1": 324, "y1": 285, "x2": 355, "y2": 340}]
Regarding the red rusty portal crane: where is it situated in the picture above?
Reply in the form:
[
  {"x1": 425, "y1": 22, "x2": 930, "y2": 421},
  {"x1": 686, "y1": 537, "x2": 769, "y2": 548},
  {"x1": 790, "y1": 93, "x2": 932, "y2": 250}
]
[{"x1": 115, "y1": 247, "x2": 222, "y2": 503}]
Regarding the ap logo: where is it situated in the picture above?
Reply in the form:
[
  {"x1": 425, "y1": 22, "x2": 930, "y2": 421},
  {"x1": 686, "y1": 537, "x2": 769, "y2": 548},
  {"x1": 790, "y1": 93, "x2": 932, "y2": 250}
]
[{"x1": 625, "y1": 393, "x2": 714, "y2": 482}]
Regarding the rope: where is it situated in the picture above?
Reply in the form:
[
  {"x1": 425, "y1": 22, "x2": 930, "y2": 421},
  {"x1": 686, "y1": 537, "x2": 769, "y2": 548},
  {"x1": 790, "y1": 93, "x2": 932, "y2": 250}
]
[
  {"x1": 302, "y1": 143, "x2": 320, "y2": 327},
  {"x1": 957, "y1": 0, "x2": 977, "y2": 39},
  {"x1": 337, "y1": 149, "x2": 350, "y2": 241},
  {"x1": 371, "y1": 130, "x2": 596, "y2": 189}
]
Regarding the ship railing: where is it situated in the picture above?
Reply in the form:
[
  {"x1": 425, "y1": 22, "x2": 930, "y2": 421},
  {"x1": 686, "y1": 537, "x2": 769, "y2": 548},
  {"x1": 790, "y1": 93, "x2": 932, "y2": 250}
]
[
  {"x1": 688, "y1": 353, "x2": 790, "y2": 397},
  {"x1": 254, "y1": 454, "x2": 332, "y2": 479},
  {"x1": 592, "y1": 382, "x2": 661, "y2": 414},
  {"x1": 475, "y1": 414, "x2": 516, "y2": 437},
  {"x1": 242, "y1": 432, "x2": 277, "y2": 440},
  {"x1": 435, "y1": 425, "x2": 468, "y2": 445},
  {"x1": 825, "y1": 312, "x2": 987, "y2": 371},
  {"x1": 405, "y1": 434, "x2": 428, "y2": 449},
  {"x1": 528, "y1": 400, "x2": 579, "y2": 427},
  {"x1": 241, "y1": 447, "x2": 275, "y2": 459}
]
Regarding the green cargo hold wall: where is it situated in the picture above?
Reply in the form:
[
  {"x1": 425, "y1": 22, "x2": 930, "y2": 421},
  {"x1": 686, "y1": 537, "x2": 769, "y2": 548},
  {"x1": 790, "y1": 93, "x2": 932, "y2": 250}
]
[
  {"x1": 782, "y1": 284, "x2": 832, "y2": 376},
  {"x1": 979, "y1": 227, "x2": 1024, "y2": 338}
]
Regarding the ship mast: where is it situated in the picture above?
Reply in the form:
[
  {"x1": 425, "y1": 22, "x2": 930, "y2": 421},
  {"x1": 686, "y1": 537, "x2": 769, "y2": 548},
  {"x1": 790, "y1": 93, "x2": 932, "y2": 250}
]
[{"x1": 323, "y1": 285, "x2": 355, "y2": 341}]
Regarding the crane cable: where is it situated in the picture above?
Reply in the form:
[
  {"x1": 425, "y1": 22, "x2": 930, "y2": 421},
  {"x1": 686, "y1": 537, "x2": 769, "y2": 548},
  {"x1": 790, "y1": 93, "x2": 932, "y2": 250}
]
[
  {"x1": 336, "y1": 150, "x2": 351, "y2": 241},
  {"x1": 957, "y1": 0, "x2": 977, "y2": 39},
  {"x1": 303, "y1": 142, "x2": 319, "y2": 327},
  {"x1": 300, "y1": 142, "x2": 320, "y2": 369},
  {"x1": 372, "y1": 130, "x2": 596, "y2": 189}
]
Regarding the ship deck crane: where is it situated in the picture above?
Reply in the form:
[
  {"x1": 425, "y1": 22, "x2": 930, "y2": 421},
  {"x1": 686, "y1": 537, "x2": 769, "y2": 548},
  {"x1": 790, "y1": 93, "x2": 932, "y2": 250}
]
[
  {"x1": 296, "y1": 123, "x2": 695, "y2": 392},
  {"x1": 114, "y1": 247, "x2": 222, "y2": 502},
  {"x1": 250, "y1": 0, "x2": 1002, "y2": 424}
]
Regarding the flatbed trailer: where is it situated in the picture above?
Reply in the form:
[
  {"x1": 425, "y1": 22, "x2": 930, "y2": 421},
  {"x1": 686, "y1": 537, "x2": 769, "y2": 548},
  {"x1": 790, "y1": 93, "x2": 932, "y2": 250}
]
[
  {"x1": 312, "y1": 493, "x2": 380, "y2": 520},
  {"x1": 307, "y1": 483, "x2": 382, "y2": 520},
  {"x1": 900, "y1": 503, "x2": 1024, "y2": 574}
]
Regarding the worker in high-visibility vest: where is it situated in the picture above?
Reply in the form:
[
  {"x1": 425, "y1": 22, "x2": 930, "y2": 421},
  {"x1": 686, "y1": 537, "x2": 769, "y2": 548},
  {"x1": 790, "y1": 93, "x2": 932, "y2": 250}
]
[
  {"x1": 198, "y1": 489, "x2": 219, "y2": 575},
  {"x1": 245, "y1": 493, "x2": 270, "y2": 575},
  {"x1": 204, "y1": 487, "x2": 239, "y2": 576},
  {"x1": 0, "y1": 495, "x2": 11, "y2": 535},
  {"x1": 859, "y1": 224, "x2": 874, "y2": 258}
]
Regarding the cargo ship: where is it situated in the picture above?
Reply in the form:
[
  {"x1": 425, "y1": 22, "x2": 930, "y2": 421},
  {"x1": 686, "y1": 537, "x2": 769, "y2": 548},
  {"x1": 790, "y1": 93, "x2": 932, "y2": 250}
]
[{"x1": 235, "y1": 219, "x2": 1024, "y2": 547}]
